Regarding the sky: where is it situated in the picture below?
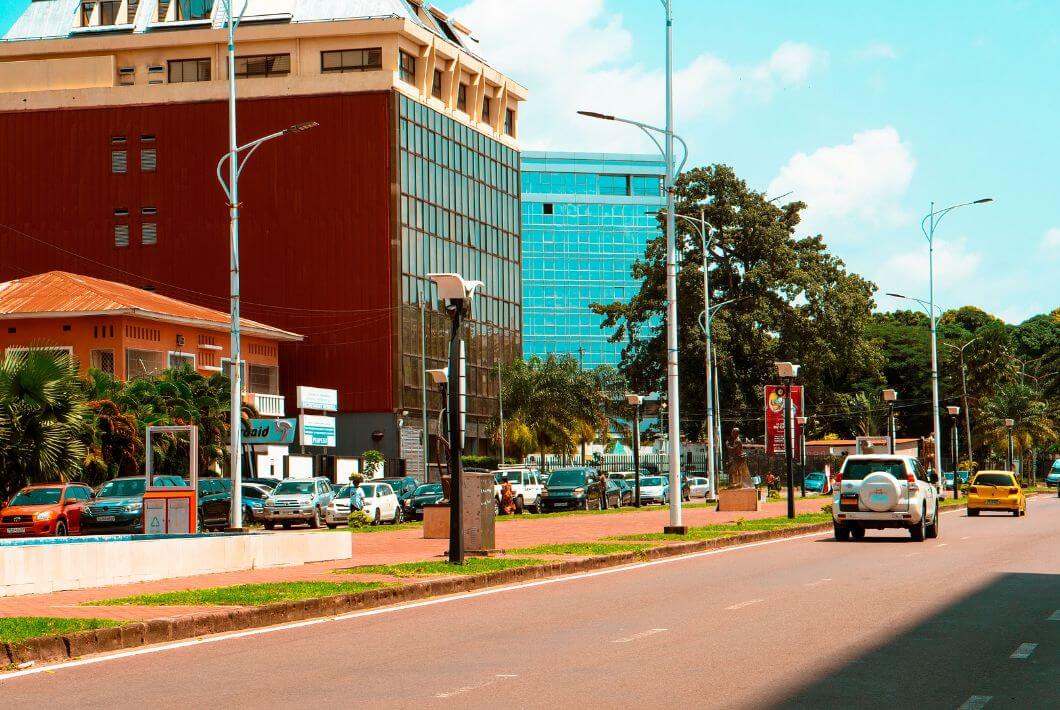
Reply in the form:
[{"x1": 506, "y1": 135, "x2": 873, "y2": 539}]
[{"x1": 2, "y1": 0, "x2": 1057, "y2": 323}]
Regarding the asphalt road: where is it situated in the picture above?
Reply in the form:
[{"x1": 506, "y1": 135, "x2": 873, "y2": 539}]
[{"x1": 4, "y1": 497, "x2": 1059, "y2": 709}]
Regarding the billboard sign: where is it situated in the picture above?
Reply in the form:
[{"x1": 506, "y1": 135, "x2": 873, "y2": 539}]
[
  {"x1": 299, "y1": 414, "x2": 337, "y2": 447},
  {"x1": 296, "y1": 386, "x2": 338, "y2": 412},
  {"x1": 765, "y1": 384, "x2": 804, "y2": 457},
  {"x1": 242, "y1": 418, "x2": 297, "y2": 445}
]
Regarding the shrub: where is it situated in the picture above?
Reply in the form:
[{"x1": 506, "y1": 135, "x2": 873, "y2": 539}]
[
  {"x1": 820, "y1": 503, "x2": 833, "y2": 516},
  {"x1": 347, "y1": 510, "x2": 373, "y2": 528},
  {"x1": 462, "y1": 455, "x2": 499, "y2": 470}
]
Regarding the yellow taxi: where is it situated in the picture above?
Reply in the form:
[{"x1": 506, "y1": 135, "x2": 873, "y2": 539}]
[{"x1": 967, "y1": 470, "x2": 1026, "y2": 516}]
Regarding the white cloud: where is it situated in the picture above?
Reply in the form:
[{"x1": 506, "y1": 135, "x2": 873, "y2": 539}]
[
  {"x1": 878, "y1": 238, "x2": 982, "y2": 293},
  {"x1": 855, "y1": 42, "x2": 899, "y2": 61},
  {"x1": 768, "y1": 127, "x2": 916, "y2": 237},
  {"x1": 451, "y1": 0, "x2": 824, "y2": 151},
  {"x1": 1039, "y1": 227, "x2": 1060, "y2": 255}
]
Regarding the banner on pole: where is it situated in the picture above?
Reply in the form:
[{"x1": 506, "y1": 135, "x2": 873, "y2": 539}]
[{"x1": 764, "y1": 384, "x2": 804, "y2": 457}]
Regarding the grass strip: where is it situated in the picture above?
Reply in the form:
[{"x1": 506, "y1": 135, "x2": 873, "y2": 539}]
[
  {"x1": 505, "y1": 542, "x2": 656, "y2": 556},
  {"x1": 85, "y1": 581, "x2": 389, "y2": 607},
  {"x1": 608, "y1": 512, "x2": 832, "y2": 542},
  {"x1": 0, "y1": 617, "x2": 122, "y2": 645},
  {"x1": 336, "y1": 557, "x2": 547, "y2": 577}
]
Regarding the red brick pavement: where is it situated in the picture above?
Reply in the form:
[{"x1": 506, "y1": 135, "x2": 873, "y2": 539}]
[{"x1": 0, "y1": 497, "x2": 830, "y2": 622}]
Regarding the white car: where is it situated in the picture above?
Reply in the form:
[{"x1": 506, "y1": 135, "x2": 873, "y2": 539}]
[
  {"x1": 688, "y1": 477, "x2": 711, "y2": 498},
  {"x1": 325, "y1": 482, "x2": 401, "y2": 527},
  {"x1": 492, "y1": 468, "x2": 544, "y2": 513},
  {"x1": 638, "y1": 476, "x2": 670, "y2": 505},
  {"x1": 832, "y1": 455, "x2": 940, "y2": 542}
]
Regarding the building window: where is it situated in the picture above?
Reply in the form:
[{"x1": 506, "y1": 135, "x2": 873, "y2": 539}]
[
  {"x1": 220, "y1": 358, "x2": 246, "y2": 385},
  {"x1": 80, "y1": 2, "x2": 95, "y2": 25},
  {"x1": 504, "y1": 109, "x2": 515, "y2": 136},
  {"x1": 114, "y1": 224, "x2": 130, "y2": 247},
  {"x1": 598, "y1": 175, "x2": 629, "y2": 196},
  {"x1": 126, "y1": 349, "x2": 163, "y2": 378},
  {"x1": 168, "y1": 351, "x2": 195, "y2": 369},
  {"x1": 248, "y1": 364, "x2": 279, "y2": 395},
  {"x1": 320, "y1": 48, "x2": 382, "y2": 74},
  {"x1": 111, "y1": 150, "x2": 127, "y2": 174},
  {"x1": 141, "y1": 148, "x2": 157, "y2": 172},
  {"x1": 431, "y1": 69, "x2": 443, "y2": 99},
  {"x1": 543, "y1": 203, "x2": 554, "y2": 216},
  {"x1": 168, "y1": 58, "x2": 210, "y2": 83},
  {"x1": 127, "y1": 0, "x2": 139, "y2": 23},
  {"x1": 99, "y1": 0, "x2": 121, "y2": 25},
  {"x1": 90, "y1": 349, "x2": 115, "y2": 375},
  {"x1": 175, "y1": 0, "x2": 213, "y2": 20},
  {"x1": 481, "y1": 95, "x2": 492, "y2": 122},
  {"x1": 142, "y1": 223, "x2": 157, "y2": 245},
  {"x1": 457, "y1": 82, "x2": 468, "y2": 112},
  {"x1": 631, "y1": 176, "x2": 664, "y2": 197},
  {"x1": 398, "y1": 50, "x2": 416, "y2": 84},
  {"x1": 234, "y1": 54, "x2": 291, "y2": 79}
]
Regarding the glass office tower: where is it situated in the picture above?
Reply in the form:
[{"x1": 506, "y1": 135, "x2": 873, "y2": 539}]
[{"x1": 521, "y1": 152, "x2": 666, "y2": 369}]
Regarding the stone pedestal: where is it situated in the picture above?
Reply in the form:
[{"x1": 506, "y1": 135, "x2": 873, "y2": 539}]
[
  {"x1": 423, "y1": 503, "x2": 449, "y2": 539},
  {"x1": 717, "y1": 488, "x2": 761, "y2": 512}
]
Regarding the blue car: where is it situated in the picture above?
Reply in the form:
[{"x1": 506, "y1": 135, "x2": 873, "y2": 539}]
[
  {"x1": 804, "y1": 471, "x2": 829, "y2": 493},
  {"x1": 1045, "y1": 463, "x2": 1060, "y2": 488}
]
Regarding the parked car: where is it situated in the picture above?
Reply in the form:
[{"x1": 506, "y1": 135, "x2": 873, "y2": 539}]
[
  {"x1": 359, "y1": 482, "x2": 402, "y2": 525},
  {"x1": 540, "y1": 468, "x2": 620, "y2": 511},
  {"x1": 832, "y1": 455, "x2": 940, "y2": 541},
  {"x1": 261, "y1": 477, "x2": 335, "y2": 529},
  {"x1": 1043, "y1": 461, "x2": 1060, "y2": 488},
  {"x1": 612, "y1": 478, "x2": 635, "y2": 506},
  {"x1": 240, "y1": 483, "x2": 273, "y2": 522},
  {"x1": 81, "y1": 476, "x2": 186, "y2": 534},
  {"x1": 942, "y1": 471, "x2": 970, "y2": 491},
  {"x1": 687, "y1": 476, "x2": 710, "y2": 498},
  {"x1": 638, "y1": 476, "x2": 670, "y2": 505},
  {"x1": 0, "y1": 482, "x2": 94, "y2": 538},
  {"x1": 967, "y1": 471, "x2": 1026, "y2": 517},
  {"x1": 804, "y1": 471, "x2": 830, "y2": 494},
  {"x1": 243, "y1": 477, "x2": 281, "y2": 491},
  {"x1": 325, "y1": 485, "x2": 355, "y2": 528},
  {"x1": 377, "y1": 477, "x2": 420, "y2": 506},
  {"x1": 405, "y1": 483, "x2": 445, "y2": 520},
  {"x1": 492, "y1": 468, "x2": 544, "y2": 513},
  {"x1": 196, "y1": 477, "x2": 231, "y2": 532}
]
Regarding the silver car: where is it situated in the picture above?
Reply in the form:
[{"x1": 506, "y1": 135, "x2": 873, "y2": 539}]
[{"x1": 262, "y1": 477, "x2": 335, "y2": 529}]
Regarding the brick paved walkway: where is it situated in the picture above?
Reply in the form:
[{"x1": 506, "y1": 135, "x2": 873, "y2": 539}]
[{"x1": 0, "y1": 497, "x2": 830, "y2": 622}]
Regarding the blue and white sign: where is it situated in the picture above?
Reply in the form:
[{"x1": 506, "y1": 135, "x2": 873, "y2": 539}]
[
  {"x1": 299, "y1": 414, "x2": 337, "y2": 447},
  {"x1": 242, "y1": 418, "x2": 297, "y2": 445},
  {"x1": 296, "y1": 386, "x2": 338, "y2": 412}
]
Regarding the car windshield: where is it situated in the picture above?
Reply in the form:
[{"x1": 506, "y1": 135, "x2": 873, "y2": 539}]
[
  {"x1": 415, "y1": 484, "x2": 442, "y2": 495},
  {"x1": 274, "y1": 481, "x2": 315, "y2": 495},
  {"x1": 805, "y1": 473, "x2": 825, "y2": 481},
  {"x1": 359, "y1": 485, "x2": 380, "y2": 497},
  {"x1": 97, "y1": 479, "x2": 146, "y2": 498},
  {"x1": 548, "y1": 470, "x2": 588, "y2": 486},
  {"x1": 641, "y1": 477, "x2": 665, "y2": 487},
  {"x1": 973, "y1": 473, "x2": 1016, "y2": 487},
  {"x1": 380, "y1": 480, "x2": 405, "y2": 490},
  {"x1": 841, "y1": 461, "x2": 906, "y2": 480},
  {"x1": 10, "y1": 488, "x2": 63, "y2": 506},
  {"x1": 494, "y1": 472, "x2": 522, "y2": 483}
]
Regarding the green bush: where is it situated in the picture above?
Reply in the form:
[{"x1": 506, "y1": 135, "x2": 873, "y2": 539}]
[
  {"x1": 347, "y1": 510, "x2": 373, "y2": 528},
  {"x1": 462, "y1": 455, "x2": 499, "y2": 470},
  {"x1": 820, "y1": 503, "x2": 833, "y2": 516}
]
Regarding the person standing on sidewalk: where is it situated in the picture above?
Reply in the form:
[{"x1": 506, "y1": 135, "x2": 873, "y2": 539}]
[{"x1": 597, "y1": 471, "x2": 609, "y2": 510}]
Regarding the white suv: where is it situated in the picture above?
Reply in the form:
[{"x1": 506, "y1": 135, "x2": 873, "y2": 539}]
[
  {"x1": 492, "y1": 468, "x2": 544, "y2": 513},
  {"x1": 832, "y1": 455, "x2": 940, "y2": 542}
]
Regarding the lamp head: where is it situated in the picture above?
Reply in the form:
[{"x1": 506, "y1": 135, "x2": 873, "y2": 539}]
[
  {"x1": 576, "y1": 110, "x2": 614, "y2": 121},
  {"x1": 947, "y1": 405, "x2": 960, "y2": 416},
  {"x1": 972, "y1": 198, "x2": 993, "y2": 204},
  {"x1": 774, "y1": 361, "x2": 799, "y2": 379},
  {"x1": 882, "y1": 389, "x2": 898, "y2": 402},
  {"x1": 427, "y1": 368, "x2": 449, "y2": 386},
  {"x1": 285, "y1": 121, "x2": 319, "y2": 134},
  {"x1": 625, "y1": 394, "x2": 644, "y2": 406},
  {"x1": 1005, "y1": 418, "x2": 1015, "y2": 428},
  {"x1": 796, "y1": 416, "x2": 808, "y2": 425},
  {"x1": 427, "y1": 273, "x2": 483, "y2": 304}
]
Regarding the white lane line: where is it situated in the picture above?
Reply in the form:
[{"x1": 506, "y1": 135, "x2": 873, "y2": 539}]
[
  {"x1": 726, "y1": 599, "x2": 764, "y2": 611},
  {"x1": 960, "y1": 536, "x2": 971, "y2": 540},
  {"x1": 0, "y1": 528, "x2": 832, "y2": 682},
  {"x1": 1049, "y1": 610, "x2": 1060, "y2": 621},
  {"x1": 1010, "y1": 643, "x2": 1038, "y2": 659},
  {"x1": 936, "y1": 543, "x2": 948, "y2": 548},
  {"x1": 435, "y1": 674, "x2": 517, "y2": 699},
  {"x1": 804, "y1": 578, "x2": 832, "y2": 587},
  {"x1": 958, "y1": 695, "x2": 992, "y2": 710},
  {"x1": 612, "y1": 628, "x2": 668, "y2": 644}
]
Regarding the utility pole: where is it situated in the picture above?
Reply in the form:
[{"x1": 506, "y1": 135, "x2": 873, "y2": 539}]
[
  {"x1": 498, "y1": 363, "x2": 505, "y2": 466},
  {"x1": 420, "y1": 290, "x2": 429, "y2": 483},
  {"x1": 578, "y1": 346, "x2": 586, "y2": 464}
]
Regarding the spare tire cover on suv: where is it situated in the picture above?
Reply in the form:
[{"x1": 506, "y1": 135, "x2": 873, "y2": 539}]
[{"x1": 859, "y1": 472, "x2": 901, "y2": 512}]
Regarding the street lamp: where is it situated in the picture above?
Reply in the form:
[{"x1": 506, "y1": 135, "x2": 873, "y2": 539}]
[
  {"x1": 796, "y1": 415, "x2": 808, "y2": 497},
  {"x1": 626, "y1": 394, "x2": 644, "y2": 507},
  {"x1": 775, "y1": 361, "x2": 800, "y2": 519},
  {"x1": 427, "y1": 273, "x2": 483, "y2": 565},
  {"x1": 947, "y1": 405, "x2": 961, "y2": 499},
  {"x1": 1005, "y1": 418, "x2": 1015, "y2": 473},
  {"x1": 216, "y1": 121, "x2": 318, "y2": 531},
  {"x1": 577, "y1": 1, "x2": 686, "y2": 534},
  {"x1": 882, "y1": 389, "x2": 898, "y2": 455},
  {"x1": 943, "y1": 338, "x2": 977, "y2": 468}
]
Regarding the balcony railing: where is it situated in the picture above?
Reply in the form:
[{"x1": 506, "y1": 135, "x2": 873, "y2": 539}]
[{"x1": 246, "y1": 393, "x2": 285, "y2": 417}]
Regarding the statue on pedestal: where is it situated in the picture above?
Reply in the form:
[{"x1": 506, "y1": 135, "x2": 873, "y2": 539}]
[{"x1": 726, "y1": 427, "x2": 752, "y2": 489}]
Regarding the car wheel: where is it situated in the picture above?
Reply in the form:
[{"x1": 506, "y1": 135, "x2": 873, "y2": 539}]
[
  {"x1": 373, "y1": 509, "x2": 381, "y2": 526},
  {"x1": 1012, "y1": 509, "x2": 1020, "y2": 517},
  {"x1": 515, "y1": 496, "x2": 524, "y2": 514},
  {"x1": 326, "y1": 522, "x2": 338, "y2": 529},
  {"x1": 264, "y1": 521, "x2": 275, "y2": 530},
  {"x1": 494, "y1": 499, "x2": 501, "y2": 516},
  {"x1": 309, "y1": 509, "x2": 322, "y2": 529},
  {"x1": 282, "y1": 522, "x2": 292, "y2": 530},
  {"x1": 55, "y1": 520, "x2": 68, "y2": 537},
  {"x1": 910, "y1": 507, "x2": 926, "y2": 541},
  {"x1": 833, "y1": 523, "x2": 850, "y2": 542},
  {"x1": 392, "y1": 506, "x2": 404, "y2": 525},
  {"x1": 541, "y1": 504, "x2": 552, "y2": 514},
  {"x1": 926, "y1": 504, "x2": 940, "y2": 539},
  {"x1": 968, "y1": 508, "x2": 979, "y2": 516},
  {"x1": 533, "y1": 497, "x2": 543, "y2": 514},
  {"x1": 850, "y1": 526, "x2": 866, "y2": 540}
]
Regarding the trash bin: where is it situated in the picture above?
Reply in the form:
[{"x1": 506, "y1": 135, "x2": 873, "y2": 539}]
[{"x1": 461, "y1": 471, "x2": 495, "y2": 553}]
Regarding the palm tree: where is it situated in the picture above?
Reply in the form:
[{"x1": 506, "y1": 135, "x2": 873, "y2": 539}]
[
  {"x1": 81, "y1": 399, "x2": 143, "y2": 486},
  {"x1": 979, "y1": 382, "x2": 1056, "y2": 466},
  {"x1": 0, "y1": 349, "x2": 88, "y2": 499}
]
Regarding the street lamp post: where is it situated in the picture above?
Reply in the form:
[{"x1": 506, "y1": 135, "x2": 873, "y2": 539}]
[
  {"x1": 882, "y1": 389, "x2": 898, "y2": 454},
  {"x1": 1005, "y1": 418, "x2": 1015, "y2": 473},
  {"x1": 944, "y1": 338, "x2": 977, "y2": 467},
  {"x1": 796, "y1": 415, "x2": 808, "y2": 497},
  {"x1": 775, "y1": 362, "x2": 800, "y2": 519},
  {"x1": 626, "y1": 394, "x2": 644, "y2": 507},
  {"x1": 947, "y1": 405, "x2": 960, "y2": 499}
]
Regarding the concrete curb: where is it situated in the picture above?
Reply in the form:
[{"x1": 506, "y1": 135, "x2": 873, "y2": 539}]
[{"x1": 0, "y1": 514, "x2": 931, "y2": 668}]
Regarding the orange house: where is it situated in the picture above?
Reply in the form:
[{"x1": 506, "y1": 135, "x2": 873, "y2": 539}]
[{"x1": 0, "y1": 271, "x2": 302, "y2": 416}]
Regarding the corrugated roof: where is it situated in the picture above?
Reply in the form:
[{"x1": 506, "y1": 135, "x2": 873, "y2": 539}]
[
  {"x1": 0, "y1": 271, "x2": 302, "y2": 341},
  {"x1": 4, "y1": 0, "x2": 79, "y2": 41}
]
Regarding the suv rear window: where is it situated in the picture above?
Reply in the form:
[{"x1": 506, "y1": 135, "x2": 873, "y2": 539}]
[
  {"x1": 841, "y1": 461, "x2": 906, "y2": 480},
  {"x1": 972, "y1": 473, "x2": 1016, "y2": 487}
]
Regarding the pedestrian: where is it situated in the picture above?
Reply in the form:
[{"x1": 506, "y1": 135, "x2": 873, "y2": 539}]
[
  {"x1": 597, "y1": 471, "x2": 609, "y2": 510},
  {"x1": 350, "y1": 482, "x2": 365, "y2": 512},
  {"x1": 500, "y1": 478, "x2": 516, "y2": 515}
]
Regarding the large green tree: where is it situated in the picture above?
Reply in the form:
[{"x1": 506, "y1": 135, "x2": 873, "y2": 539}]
[{"x1": 592, "y1": 164, "x2": 882, "y2": 440}]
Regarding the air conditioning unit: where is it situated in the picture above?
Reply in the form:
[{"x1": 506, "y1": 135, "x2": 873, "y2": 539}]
[
  {"x1": 118, "y1": 66, "x2": 135, "y2": 86},
  {"x1": 147, "y1": 65, "x2": 165, "y2": 84}
]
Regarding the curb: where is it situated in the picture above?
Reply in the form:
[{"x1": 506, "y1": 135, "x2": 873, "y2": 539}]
[{"x1": 0, "y1": 519, "x2": 845, "y2": 668}]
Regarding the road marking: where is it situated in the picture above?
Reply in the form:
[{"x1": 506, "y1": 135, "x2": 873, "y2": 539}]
[
  {"x1": 936, "y1": 543, "x2": 948, "y2": 548},
  {"x1": 1049, "y1": 610, "x2": 1060, "y2": 621},
  {"x1": 435, "y1": 674, "x2": 516, "y2": 699},
  {"x1": 1010, "y1": 643, "x2": 1038, "y2": 659},
  {"x1": 958, "y1": 695, "x2": 992, "y2": 710},
  {"x1": 612, "y1": 628, "x2": 668, "y2": 643},
  {"x1": 904, "y1": 552, "x2": 920, "y2": 557},
  {"x1": 960, "y1": 536, "x2": 971, "y2": 540},
  {"x1": 726, "y1": 599, "x2": 764, "y2": 610},
  {"x1": 804, "y1": 578, "x2": 832, "y2": 587},
  {"x1": 0, "y1": 529, "x2": 833, "y2": 682}
]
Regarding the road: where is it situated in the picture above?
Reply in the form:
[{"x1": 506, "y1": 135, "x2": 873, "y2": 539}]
[{"x1": 4, "y1": 497, "x2": 1058, "y2": 709}]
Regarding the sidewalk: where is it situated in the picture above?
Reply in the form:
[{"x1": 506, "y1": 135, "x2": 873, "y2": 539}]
[{"x1": 0, "y1": 497, "x2": 830, "y2": 623}]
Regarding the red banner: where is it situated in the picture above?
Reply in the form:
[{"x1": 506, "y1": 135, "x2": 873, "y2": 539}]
[{"x1": 765, "y1": 384, "x2": 804, "y2": 457}]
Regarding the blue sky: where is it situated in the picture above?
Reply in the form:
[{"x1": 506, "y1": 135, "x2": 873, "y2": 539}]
[{"x1": 4, "y1": 1, "x2": 1057, "y2": 322}]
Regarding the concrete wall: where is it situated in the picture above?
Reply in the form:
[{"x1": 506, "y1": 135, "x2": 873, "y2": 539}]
[{"x1": 0, "y1": 531, "x2": 350, "y2": 597}]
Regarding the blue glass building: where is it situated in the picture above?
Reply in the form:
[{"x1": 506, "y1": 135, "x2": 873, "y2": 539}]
[{"x1": 520, "y1": 152, "x2": 667, "y2": 369}]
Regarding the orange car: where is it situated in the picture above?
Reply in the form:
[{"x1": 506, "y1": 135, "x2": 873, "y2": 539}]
[{"x1": 0, "y1": 482, "x2": 94, "y2": 537}]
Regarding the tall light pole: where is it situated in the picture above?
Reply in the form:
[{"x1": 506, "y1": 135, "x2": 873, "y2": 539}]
[
  {"x1": 626, "y1": 394, "x2": 644, "y2": 507},
  {"x1": 944, "y1": 337, "x2": 977, "y2": 467},
  {"x1": 498, "y1": 363, "x2": 505, "y2": 466},
  {"x1": 419, "y1": 289, "x2": 429, "y2": 483},
  {"x1": 697, "y1": 297, "x2": 742, "y2": 498},
  {"x1": 796, "y1": 415, "x2": 808, "y2": 497},
  {"x1": 1005, "y1": 418, "x2": 1015, "y2": 473},
  {"x1": 775, "y1": 361, "x2": 800, "y2": 519},
  {"x1": 882, "y1": 389, "x2": 898, "y2": 454},
  {"x1": 917, "y1": 197, "x2": 992, "y2": 484},
  {"x1": 947, "y1": 405, "x2": 961, "y2": 499}
]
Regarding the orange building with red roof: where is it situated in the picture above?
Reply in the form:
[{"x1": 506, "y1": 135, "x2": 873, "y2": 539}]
[{"x1": 0, "y1": 271, "x2": 301, "y2": 416}]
